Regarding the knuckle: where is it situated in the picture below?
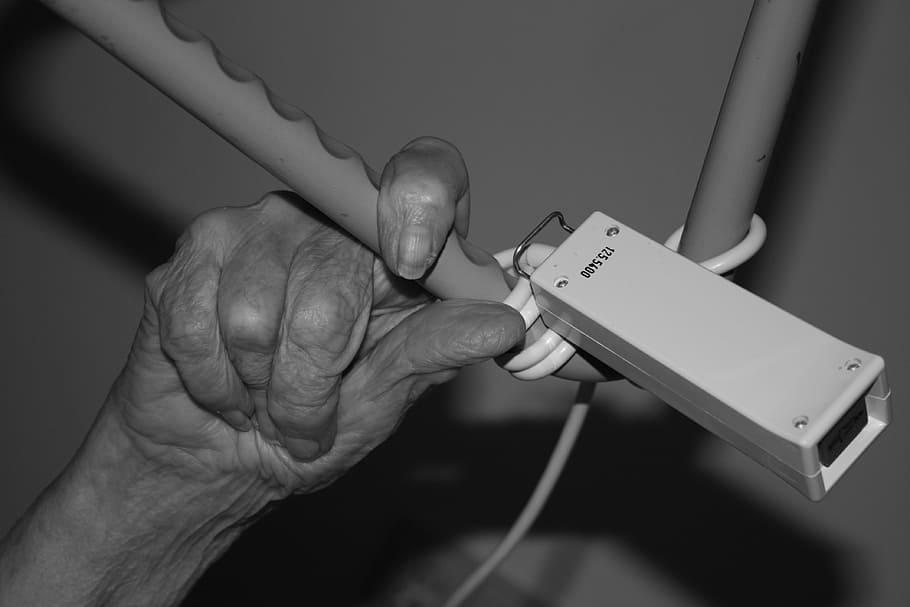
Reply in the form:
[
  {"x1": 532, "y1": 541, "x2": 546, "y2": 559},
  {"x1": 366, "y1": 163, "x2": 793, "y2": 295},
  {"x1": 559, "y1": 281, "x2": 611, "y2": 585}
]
[
  {"x1": 253, "y1": 190, "x2": 298, "y2": 214},
  {"x1": 220, "y1": 297, "x2": 277, "y2": 351},
  {"x1": 180, "y1": 207, "x2": 233, "y2": 250},
  {"x1": 157, "y1": 272, "x2": 219, "y2": 359},
  {"x1": 160, "y1": 307, "x2": 218, "y2": 359},
  {"x1": 287, "y1": 287, "x2": 358, "y2": 360}
]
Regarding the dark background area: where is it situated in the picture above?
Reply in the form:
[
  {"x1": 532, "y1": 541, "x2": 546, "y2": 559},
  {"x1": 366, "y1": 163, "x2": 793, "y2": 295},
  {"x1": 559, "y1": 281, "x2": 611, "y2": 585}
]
[{"x1": 1, "y1": 1, "x2": 907, "y2": 605}]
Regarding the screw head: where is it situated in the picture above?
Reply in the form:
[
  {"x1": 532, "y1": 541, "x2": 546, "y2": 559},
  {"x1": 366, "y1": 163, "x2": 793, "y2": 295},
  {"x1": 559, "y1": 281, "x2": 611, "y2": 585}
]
[
  {"x1": 793, "y1": 416, "x2": 809, "y2": 429},
  {"x1": 606, "y1": 226, "x2": 620, "y2": 237},
  {"x1": 845, "y1": 359, "x2": 862, "y2": 372},
  {"x1": 554, "y1": 276, "x2": 569, "y2": 288}
]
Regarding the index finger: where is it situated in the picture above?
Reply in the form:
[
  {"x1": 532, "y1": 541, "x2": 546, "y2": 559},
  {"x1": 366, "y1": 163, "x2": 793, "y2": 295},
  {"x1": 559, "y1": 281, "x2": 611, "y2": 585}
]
[{"x1": 377, "y1": 136, "x2": 471, "y2": 280}]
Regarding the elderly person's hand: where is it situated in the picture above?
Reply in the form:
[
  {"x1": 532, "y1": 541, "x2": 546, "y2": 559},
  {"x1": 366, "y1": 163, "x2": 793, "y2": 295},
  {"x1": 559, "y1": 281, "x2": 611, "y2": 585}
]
[{"x1": 0, "y1": 138, "x2": 524, "y2": 607}]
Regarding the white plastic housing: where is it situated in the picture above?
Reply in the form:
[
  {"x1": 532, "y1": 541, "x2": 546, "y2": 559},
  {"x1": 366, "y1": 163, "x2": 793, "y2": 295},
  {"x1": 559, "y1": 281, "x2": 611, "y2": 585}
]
[{"x1": 531, "y1": 212, "x2": 891, "y2": 500}]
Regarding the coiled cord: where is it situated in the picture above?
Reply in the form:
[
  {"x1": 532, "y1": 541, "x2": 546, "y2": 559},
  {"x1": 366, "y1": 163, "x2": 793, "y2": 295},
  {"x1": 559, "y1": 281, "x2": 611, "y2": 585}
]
[
  {"x1": 495, "y1": 244, "x2": 575, "y2": 381},
  {"x1": 493, "y1": 215, "x2": 766, "y2": 380},
  {"x1": 441, "y1": 216, "x2": 767, "y2": 606}
]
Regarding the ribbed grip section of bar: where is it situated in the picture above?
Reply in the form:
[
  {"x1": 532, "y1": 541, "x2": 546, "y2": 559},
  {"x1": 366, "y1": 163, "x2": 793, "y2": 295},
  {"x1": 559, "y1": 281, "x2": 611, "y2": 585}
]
[
  {"x1": 39, "y1": 0, "x2": 615, "y2": 381},
  {"x1": 41, "y1": 0, "x2": 508, "y2": 301}
]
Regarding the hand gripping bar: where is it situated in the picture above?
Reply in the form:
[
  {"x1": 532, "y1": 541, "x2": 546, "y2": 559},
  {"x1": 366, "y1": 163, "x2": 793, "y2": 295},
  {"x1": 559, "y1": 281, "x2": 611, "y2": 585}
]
[{"x1": 39, "y1": 0, "x2": 615, "y2": 382}]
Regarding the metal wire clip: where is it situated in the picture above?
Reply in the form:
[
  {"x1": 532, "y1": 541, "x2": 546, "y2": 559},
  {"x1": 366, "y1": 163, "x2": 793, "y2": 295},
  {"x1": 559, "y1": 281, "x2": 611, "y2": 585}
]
[{"x1": 512, "y1": 211, "x2": 574, "y2": 279}]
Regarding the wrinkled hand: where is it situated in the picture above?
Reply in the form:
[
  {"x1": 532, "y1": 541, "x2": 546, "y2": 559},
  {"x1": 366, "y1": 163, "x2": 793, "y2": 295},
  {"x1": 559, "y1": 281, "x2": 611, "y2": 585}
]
[
  {"x1": 0, "y1": 141, "x2": 526, "y2": 607},
  {"x1": 102, "y1": 137, "x2": 523, "y2": 501}
]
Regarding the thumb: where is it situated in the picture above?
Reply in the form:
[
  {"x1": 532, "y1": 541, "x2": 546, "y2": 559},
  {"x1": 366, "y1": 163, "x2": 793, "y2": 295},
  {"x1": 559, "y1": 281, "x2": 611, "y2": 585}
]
[
  {"x1": 377, "y1": 137, "x2": 471, "y2": 280},
  {"x1": 384, "y1": 299, "x2": 525, "y2": 374},
  {"x1": 335, "y1": 300, "x2": 524, "y2": 445}
]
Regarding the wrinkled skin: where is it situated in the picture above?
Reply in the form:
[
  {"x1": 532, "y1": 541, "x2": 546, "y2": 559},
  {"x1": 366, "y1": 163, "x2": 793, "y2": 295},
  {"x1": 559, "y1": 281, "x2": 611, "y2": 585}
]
[
  {"x1": 0, "y1": 137, "x2": 526, "y2": 607},
  {"x1": 107, "y1": 136, "x2": 525, "y2": 500}
]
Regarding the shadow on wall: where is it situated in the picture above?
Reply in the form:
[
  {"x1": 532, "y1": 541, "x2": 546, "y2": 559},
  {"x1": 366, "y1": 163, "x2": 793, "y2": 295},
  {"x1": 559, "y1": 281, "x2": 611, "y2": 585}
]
[
  {"x1": 0, "y1": 1, "x2": 860, "y2": 606},
  {"x1": 0, "y1": 1, "x2": 181, "y2": 269},
  {"x1": 187, "y1": 386, "x2": 857, "y2": 607}
]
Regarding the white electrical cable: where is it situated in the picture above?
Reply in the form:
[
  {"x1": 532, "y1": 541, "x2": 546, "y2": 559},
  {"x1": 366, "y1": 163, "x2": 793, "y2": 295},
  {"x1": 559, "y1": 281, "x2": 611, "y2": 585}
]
[
  {"x1": 442, "y1": 222, "x2": 768, "y2": 605},
  {"x1": 494, "y1": 214, "x2": 765, "y2": 381},
  {"x1": 494, "y1": 244, "x2": 576, "y2": 381},
  {"x1": 440, "y1": 249, "x2": 591, "y2": 607},
  {"x1": 494, "y1": 216, "x2": 766, "y2": 381},
  {"x1": 442, "y1": 384, "x2": 594, "y2": 607}
]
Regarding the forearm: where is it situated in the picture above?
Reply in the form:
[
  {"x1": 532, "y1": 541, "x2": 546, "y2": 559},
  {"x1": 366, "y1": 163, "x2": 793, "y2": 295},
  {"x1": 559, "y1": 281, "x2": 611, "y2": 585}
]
[{"x1": 0, "y1": 408, "x2": 267, "y2": 607}]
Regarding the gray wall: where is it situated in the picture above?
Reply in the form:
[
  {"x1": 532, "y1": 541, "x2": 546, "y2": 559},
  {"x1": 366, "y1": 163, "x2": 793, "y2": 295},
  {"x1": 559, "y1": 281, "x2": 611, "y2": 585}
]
[{"x1": 1, "y1": 1, "x2": 907, "y2": 605}]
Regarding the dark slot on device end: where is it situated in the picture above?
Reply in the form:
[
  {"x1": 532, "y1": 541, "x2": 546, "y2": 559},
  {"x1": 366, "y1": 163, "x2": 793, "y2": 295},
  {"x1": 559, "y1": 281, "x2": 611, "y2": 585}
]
[{"x1": 818, "y1": 395, "x2": 869, "y2": 467}]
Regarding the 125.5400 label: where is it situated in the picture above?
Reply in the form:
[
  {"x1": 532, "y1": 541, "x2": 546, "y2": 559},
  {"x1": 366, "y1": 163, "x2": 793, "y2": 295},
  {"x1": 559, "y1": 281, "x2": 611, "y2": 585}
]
[{"x1": 579, "y1": 246, "x2": 615, "y2": 278}]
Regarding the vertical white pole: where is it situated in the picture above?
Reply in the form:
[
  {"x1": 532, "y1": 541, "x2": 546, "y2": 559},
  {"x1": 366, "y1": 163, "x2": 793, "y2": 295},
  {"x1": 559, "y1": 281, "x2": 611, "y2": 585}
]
[{"x1": 678, "y1": 0, "x2": 821, "y2": 263}]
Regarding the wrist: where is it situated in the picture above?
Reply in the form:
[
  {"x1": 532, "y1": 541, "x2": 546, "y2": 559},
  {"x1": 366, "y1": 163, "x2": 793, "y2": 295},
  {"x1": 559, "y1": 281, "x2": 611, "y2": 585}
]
[
  {"x1": 79, "y1": 398, "x2": 272, "y2": 524},
  {"x1": 0, "y1": 403, "x2": 271, "y2": 607},
  {"x1": 74, "y1": 403, "x2": 271, "y2": 599}
]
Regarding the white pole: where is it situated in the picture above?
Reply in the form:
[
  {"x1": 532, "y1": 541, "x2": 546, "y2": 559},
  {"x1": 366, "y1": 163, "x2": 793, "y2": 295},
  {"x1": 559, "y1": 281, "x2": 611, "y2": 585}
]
[{"x1": 678, "y1": 0, "x2": 821, "y2": 263}]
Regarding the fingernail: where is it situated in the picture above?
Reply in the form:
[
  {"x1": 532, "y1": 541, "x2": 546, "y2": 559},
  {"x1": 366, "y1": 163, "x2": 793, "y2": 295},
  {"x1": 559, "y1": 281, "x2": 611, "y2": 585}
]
[
  {"x1": 284, "y1": 437, "x2": 323, "y2": 462},
  {"x1": 397, "y1": 224, "x2": 433, "y2": 279},
  {"x1": 223, "y1": 410, "x2": 253, "y2": 432}
]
